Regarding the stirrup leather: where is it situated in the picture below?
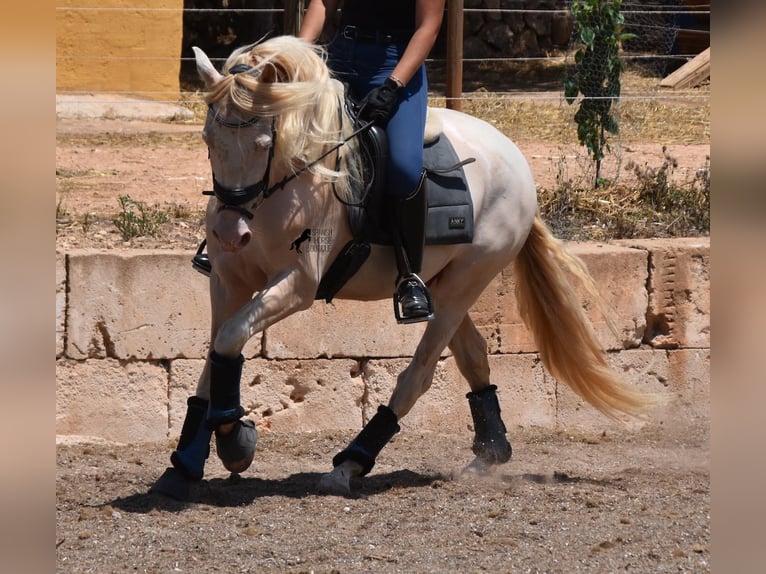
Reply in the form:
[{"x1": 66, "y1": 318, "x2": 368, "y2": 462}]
[{"x1": 393, "y1": 273, "x2": 434, "y2": 324}]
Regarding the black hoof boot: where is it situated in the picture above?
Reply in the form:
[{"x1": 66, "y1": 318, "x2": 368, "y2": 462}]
[
  {"x1": 466, "y1": 385, "x2": 512, "y2": 465},
  {"x1": 215, "y1": 419, "x2": 258, "y2": 474},
  {"x1": 168, "y1": 396, "x2": 213, "y2": 481}
]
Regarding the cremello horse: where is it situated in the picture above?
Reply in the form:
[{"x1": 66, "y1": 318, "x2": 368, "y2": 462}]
[{"x1": 152, "y1": 35, "x2": 654, "y2": 500}]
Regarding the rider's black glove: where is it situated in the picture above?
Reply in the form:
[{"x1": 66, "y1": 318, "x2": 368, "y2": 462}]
[{"x1": 359, "y1": 77, "x2": 403, "y2": 126}]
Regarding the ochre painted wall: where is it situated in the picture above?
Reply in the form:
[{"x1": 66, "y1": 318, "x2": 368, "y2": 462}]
[{"x1": 56, "y1": 0, "x2": 183, "y2": 99}]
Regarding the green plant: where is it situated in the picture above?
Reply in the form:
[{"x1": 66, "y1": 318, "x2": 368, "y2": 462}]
[
  {"x1": 112, "y1": 195, "x2": 170, "y2": 240},
  {"x1": 565, "y1": 0, "x2": 634, "y2": 187}
]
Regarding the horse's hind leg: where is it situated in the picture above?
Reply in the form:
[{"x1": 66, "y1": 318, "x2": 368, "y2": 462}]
[
  {"x1": 448, "y1": 315, "x2": 512, "y2": 468},
  {"x1": 319, "y1": 261, "x2": 504, "y2": 495}
]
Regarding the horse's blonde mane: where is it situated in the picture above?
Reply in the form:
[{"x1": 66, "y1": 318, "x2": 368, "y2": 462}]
[{"x1": 205, "y1": 35, "x2": 362, "y2": 200}]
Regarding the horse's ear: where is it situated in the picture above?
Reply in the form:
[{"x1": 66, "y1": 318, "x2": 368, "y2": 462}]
[{"x1": 192, "y1": 46, "x2": 222, "y2": 88}]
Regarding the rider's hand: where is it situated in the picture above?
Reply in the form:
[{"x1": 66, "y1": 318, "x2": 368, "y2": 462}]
[{"x1": 359, "y1": 77, "x2": 403, "y2": 126}]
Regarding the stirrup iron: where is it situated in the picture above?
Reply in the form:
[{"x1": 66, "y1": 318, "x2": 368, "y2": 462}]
[
  {"x1": 192, "y1": 239, "x2": 211, "y2": 277},
  {"x1": 393, "y1": 273, "x2": 434, "y2": 324}
]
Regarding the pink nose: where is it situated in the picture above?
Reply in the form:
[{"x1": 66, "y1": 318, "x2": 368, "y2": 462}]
[{"x1": 212, "y1": 217, "x2": 252, "y2": 252}]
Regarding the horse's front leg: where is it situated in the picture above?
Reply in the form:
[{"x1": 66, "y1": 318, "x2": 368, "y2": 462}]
[
  {"x1": 203, "y1": 267, "x2": 317, "y2": 471},
  {"x1": 153, "y1": 268, "x2": 314, "y2": 499}
]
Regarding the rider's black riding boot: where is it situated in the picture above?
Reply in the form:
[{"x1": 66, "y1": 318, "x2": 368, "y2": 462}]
[{"x1": 392, "y1": 171, "x2": 434, "y2": 323}]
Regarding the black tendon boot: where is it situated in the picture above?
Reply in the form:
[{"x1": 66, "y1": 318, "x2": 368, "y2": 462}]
[
  {"x1": 170, "y1": 396, "x2": 213, "y2": 480},
  {"x1": 392, "y1": 171, "x2": 434, "y2": 323},
  {"x1": 333, "y1": 405, "x2": 401, "y2": 476},
  {"x1": 151, "y1": 396, "x2": 212, "y2": 500},
  {"x1": 207, "y1": 351, "x2": 258, "y2": 474},
  {"x1": 207, "y1": 351, "x2": 245, "y2": 429},
  {"x1": 466, "y1": 385, "x2": 513, "y2": 465}
]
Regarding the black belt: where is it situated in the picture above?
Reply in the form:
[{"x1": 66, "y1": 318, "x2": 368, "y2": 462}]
[{"x1": 341, "y1": 25, "x2": 411, "y2": 45}]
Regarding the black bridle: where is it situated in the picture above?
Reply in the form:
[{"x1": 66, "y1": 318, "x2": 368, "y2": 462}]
[
  {"x1": 203, "y1": 64, "x2": 374, "y2": 219},
  {"x1": 203, "y1": 103, "x2": 278, "y2": 220}
]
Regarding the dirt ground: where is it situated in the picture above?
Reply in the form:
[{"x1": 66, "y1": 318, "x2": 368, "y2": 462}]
[
  {"x1": 56, "y1": 422, "x2": 709, "y2": 573},
  {"x1": 56, "y1": 116, "x2": 710, "y2": 572}
]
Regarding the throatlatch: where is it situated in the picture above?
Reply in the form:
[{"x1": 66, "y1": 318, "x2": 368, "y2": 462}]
[
  {"x1": 332, "y1": 405, "x2": 401, "y2": 476},
  {"x1": 466, "y1": 385, "x2": 512, "y2": 464},
  {"x1": 392, "y1": 171, "x2": 434, "y2": 324}
]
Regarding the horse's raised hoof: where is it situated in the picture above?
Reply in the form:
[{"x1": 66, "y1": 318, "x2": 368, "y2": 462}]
[
  {"x1": 150, "y1": 467, "x2": 194, "y2": 501},
  {"x1": 316, "y1": 460, "x2": 363, "y2": 497},
  {"x1": 215, "y1": 418, "x2": 258, "y2": 474}
]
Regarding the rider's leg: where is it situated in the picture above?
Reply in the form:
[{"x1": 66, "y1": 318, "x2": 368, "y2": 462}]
[
  {"x1": 384, "y1": 65, "x2": 434, "y2": 323},
  {"x1": 391, "y1": 171, "x2": 433, "y2": 322}
]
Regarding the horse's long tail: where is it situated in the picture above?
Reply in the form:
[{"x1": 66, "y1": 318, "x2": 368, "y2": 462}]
[{"x1": 514, "y1": 214, "x2": 658, "y2": 419}]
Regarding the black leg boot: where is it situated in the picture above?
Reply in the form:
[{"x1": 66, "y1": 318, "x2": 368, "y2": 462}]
[
  {"x1": 169, "y1": 396, "x2": 212, "y2": 480},
  {"x1": 151, "y1": 396, "x2": 212, "y2": 500},
  {"x1": 207, "y1": 351, "x2": 258, "y2": 474},
  {"x1": 392, "y1": 171, "x2": 434, "y2": 323},
  {"x1": 332, "y1": 405, "x2": 401, "y2": 476},
  {"x1": 466, "y1": 385, "x2": 513, "y2": 465},
  {"x1": 207, "y1": 350, "x2": 245, "y2": 428}
]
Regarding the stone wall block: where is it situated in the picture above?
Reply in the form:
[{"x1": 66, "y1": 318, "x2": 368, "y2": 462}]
[
  {"x1": 57, "y1": 252, "x2": 67, "y2": 358},
  {"x1": 616, "y1": 238, "x2": 710, "y2": 349},
  {"x1": 169, "y1": 358, "x2": 366, "y2": 435},
  {"x1": 66, "y1": 250, "x2": 262, "y2": 361},
  {"x1": 265, "y1": 299, "x2": 428, "y2": 359},
  {"x1": 240, "y1": 358, "x2": 365, "y2": 433},
  {"x1": 472, "y1": 243, "x2": 648, "y2": 354},
  {"x1": 56, "y1": 358, "x2": 169, "y2": 443},
  {"x1": 554, "y1": 348, "x2": 709, "y2": 433},
  {"x1": 359, "y1": 354, "x2": 552, "y2": 434}
]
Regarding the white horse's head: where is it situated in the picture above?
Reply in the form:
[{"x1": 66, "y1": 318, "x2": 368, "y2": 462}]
[{"x1": 193, "y1": 36, "x2": 362, "y2": 253}]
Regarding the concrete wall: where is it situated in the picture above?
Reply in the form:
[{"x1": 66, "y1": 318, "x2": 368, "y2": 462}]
[
  {"x1": 56, "y1": 0, "x2": 184, "y2": 99},
  {"x1": 55, "y1": 238, "x2": 709, "y2": 444}
]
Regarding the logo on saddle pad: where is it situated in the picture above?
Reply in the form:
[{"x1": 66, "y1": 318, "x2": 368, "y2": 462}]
[{"x1": 449, "y1": 216, "x2": 466, "y2": 229}]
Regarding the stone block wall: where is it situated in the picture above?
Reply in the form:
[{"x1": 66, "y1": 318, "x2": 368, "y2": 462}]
[{"x1": 55, "y1": 238, "x2": 710, "y2": 444}]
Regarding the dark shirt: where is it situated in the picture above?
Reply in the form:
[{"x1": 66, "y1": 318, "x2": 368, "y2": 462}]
[{"x1": 340, "y1": 0, "x2": 416, "y2": 34}]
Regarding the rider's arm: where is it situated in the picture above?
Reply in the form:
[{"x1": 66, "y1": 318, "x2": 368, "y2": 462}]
[
  {"x1": 389, "y1": 0, "x2": 445, "y2": 86},
  {"x1": 298, "y1": 0, "x2": 340, "y2": 43}
]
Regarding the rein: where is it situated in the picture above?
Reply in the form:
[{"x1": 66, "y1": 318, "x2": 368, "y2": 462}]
[{"x1": 203, "y1": 85, "x2": 373, "y2": 219}]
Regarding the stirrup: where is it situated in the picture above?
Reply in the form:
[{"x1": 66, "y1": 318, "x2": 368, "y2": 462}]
[
  {"x1": 393, "y1": 274, "x2": 434, "y2": 324},
  {"x1": 192, "y1": 239, "x2": 211, "y2": 277}
]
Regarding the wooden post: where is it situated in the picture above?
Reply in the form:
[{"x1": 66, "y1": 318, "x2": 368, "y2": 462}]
[{"x1": 446, "y1": 0, "x2": 464, "y2": 111}]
